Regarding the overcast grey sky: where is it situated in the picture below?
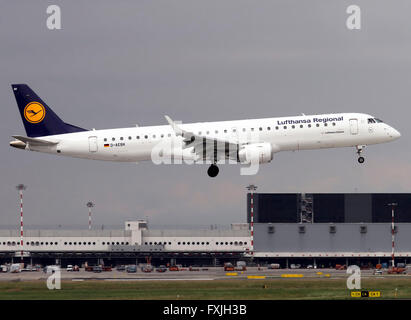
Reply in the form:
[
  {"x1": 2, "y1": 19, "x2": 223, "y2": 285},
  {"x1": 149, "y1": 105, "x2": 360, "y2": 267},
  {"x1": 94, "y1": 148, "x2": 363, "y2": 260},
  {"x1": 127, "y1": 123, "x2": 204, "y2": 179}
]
[{"x1": 0, "y1": 1, "x2": 409, "y2": 228}]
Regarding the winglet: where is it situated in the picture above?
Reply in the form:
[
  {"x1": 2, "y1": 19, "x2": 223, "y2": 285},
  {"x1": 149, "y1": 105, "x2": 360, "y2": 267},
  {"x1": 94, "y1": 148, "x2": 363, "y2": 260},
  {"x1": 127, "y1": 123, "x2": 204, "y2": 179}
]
[{"x1": 165, "y1": 115, "x2": 183, "y2": 136}]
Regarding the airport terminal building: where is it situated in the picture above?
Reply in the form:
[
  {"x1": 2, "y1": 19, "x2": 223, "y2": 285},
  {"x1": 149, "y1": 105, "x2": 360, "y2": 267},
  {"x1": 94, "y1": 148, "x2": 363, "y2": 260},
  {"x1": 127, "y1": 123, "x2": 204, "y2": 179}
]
[{"x1": 1, "y1": 193, "x2": 411, "y2": 267}]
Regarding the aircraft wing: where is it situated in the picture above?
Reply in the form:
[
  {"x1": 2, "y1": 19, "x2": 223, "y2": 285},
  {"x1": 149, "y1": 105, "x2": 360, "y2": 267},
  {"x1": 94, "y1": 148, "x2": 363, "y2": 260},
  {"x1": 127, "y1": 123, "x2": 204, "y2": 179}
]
[
  {"x1": 12, "y1": 135, "x2": 59, "y2": 146},
  {"x1": 165, "y1": 115, "x2": 239, "y2": 162}
]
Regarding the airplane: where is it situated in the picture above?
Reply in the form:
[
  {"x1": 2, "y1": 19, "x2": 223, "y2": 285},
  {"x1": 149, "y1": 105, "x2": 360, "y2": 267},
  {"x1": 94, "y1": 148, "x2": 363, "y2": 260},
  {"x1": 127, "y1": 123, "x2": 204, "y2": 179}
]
[{"x1": 10, "y1": 84, "x2": 401, "y2": 177}]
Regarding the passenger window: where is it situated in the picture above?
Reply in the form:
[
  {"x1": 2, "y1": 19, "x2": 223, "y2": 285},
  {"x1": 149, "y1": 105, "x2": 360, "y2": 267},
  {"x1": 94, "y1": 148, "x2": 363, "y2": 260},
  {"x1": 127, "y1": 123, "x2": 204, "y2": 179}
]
[
  {"x1": 316, "y1": 124, "x2": 319, "y2": 127},
  {"x1": 120, "y1": 137, "x2": 123, "y2": 140},
  {"x1": 308, "y1": 124, "x2": 311, "y2": 128},
  {"x1": 283, "y1": 126, "x2": 287, "y2": 129},
  {"x1": 324, "y1": 123, "x2": 328, "y2": 127},
  {"x1": 291, "y1": 125, "x2": 295, "y2": 129},
  {"x1": 267, "y1": 127, "x2": 271, "y2": 130},
  {"x1": 144, "y1": 135, "x2": 148, "y2": 139},
  {"x1": 112, "y1": 138, "x2": 115, "y2": 141},
  {"x1": 275, "y1": 126, "x2": 279, "y2": 130},
  {"x1": 300, "y1": 125, "x2": 303, "y2": 128}
]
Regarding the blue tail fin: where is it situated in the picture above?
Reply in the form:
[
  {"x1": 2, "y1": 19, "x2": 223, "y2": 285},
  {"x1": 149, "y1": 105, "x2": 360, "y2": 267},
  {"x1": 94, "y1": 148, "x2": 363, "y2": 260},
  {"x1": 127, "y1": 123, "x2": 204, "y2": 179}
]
[{"x1": 12, "y1": 84, "x2": 87, "y2": 137}]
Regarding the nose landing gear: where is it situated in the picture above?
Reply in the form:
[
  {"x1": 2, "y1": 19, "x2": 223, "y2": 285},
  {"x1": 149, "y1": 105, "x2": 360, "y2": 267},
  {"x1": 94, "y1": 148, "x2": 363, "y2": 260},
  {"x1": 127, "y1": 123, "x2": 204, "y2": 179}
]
[
  {"x1": 207, "y1": 164, "x2": 219, "y2": 177},
  {"x1": 356, "y1": 145, "x2": 365, "y2": 164}
]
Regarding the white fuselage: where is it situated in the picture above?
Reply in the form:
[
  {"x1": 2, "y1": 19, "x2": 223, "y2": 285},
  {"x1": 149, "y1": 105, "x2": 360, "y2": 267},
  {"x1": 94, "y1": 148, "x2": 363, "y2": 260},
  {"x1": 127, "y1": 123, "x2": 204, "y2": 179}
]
[{"x1": 19, "y1": 113, "x2": 400, "y2": 163}]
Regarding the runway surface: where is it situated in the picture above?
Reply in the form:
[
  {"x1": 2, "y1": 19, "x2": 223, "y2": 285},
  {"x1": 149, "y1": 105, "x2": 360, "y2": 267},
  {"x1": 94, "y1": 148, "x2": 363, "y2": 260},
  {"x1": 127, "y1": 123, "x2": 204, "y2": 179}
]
[{"x1": 0, "y1": 267, "x2": 409, "y2": 281}]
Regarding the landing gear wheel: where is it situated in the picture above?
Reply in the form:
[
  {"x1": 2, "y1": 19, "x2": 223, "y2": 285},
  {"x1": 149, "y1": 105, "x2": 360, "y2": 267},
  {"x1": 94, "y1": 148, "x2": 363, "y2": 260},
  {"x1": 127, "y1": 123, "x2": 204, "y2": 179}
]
[
  {"x1": 207, "y1": 164, "x2": 219, "y2": 177},
  {"x1": 355, "y1": 145, "x2": 366, "y2": 164}
]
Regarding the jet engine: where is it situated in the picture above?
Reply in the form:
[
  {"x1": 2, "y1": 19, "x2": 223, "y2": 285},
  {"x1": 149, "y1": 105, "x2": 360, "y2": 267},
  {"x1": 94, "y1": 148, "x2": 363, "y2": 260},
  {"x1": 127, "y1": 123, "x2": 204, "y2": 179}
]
[{"x1": 238, "y1": 142, "x2": 274, "y2": 164}]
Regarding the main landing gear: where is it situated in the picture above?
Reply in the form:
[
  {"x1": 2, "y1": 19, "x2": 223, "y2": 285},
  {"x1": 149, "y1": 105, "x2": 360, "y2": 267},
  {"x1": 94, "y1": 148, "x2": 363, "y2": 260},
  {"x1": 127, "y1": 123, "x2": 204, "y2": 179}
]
[
  {"x1": 356, "y1": 145, "x2": 365, "y2": 164},
  {"x1": 207, "y1": 164, "x2": 219, "y2": 177}
]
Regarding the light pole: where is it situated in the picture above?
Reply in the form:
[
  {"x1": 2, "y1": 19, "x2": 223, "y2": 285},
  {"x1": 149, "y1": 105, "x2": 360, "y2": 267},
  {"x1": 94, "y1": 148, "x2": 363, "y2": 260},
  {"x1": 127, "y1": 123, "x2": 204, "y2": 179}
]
[
  {"x1": 246, "y1": 184, "x2": 257, "y2": 256},
  {"x1": 86, "y1": 202, "x2": 94, "y2": 230},
  {"x1": 16, "y1": 184, "x2": 26, "y2": 263},
  {"x1": 388, "y1": 203, "x2": 398, "y2": 268}
]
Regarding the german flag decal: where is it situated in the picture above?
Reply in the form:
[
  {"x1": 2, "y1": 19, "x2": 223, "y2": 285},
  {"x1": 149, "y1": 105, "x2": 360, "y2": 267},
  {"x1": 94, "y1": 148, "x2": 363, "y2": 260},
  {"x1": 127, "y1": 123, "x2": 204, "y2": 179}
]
[{"x1": 104, "y1": 144, "x2": 109, "y2": 147}]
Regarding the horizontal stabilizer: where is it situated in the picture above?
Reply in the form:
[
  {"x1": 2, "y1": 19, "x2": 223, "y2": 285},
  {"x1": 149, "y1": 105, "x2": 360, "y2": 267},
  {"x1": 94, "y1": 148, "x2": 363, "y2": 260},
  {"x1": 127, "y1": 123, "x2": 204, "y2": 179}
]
[{"x1": 12, "y1": 135, "x2": 58, "y2": 146}]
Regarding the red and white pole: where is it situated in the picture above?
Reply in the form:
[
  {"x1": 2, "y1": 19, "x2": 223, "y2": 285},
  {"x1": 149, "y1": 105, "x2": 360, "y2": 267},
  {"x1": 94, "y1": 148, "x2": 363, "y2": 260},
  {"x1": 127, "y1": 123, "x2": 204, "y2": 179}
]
[
  {"x1": 391, "y1": 206, "x2": 395, "y2": 268},
  {"x1": 250, "y1": 193, "x2": 254, "y2": 255},
  {"x1": 388, "y1": 203, "x2": 397, "y2": 268},
  {"x1": 16, "y1": 184, "x2": 26, "y2": 264},
  {"x1": 20, "y1": 190, "x2": 24, "y2": 262},
  {"x1": 86, "y1": 202, "x2": 94, "y2": 230},
  {"x1": 247, "y1": 185, "x2": 257, "y2": 256}
]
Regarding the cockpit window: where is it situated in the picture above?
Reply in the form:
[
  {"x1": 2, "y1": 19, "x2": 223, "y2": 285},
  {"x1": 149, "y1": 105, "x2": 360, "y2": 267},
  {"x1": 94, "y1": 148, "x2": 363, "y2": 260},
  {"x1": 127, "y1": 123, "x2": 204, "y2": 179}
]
[
  {"x1": 374, "y1": 118, "x2": 383, "y2": 123},
  {"x1": 368, "y1": 118, "x2": 376, "y2": 124}
]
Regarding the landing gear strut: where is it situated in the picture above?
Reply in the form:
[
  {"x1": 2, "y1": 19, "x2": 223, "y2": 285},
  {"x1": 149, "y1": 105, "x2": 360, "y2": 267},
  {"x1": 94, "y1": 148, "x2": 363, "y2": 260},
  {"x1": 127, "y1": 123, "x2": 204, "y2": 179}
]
[
  {"x1": 207, "y1": 164, "x2": 219, "y2": 177},
  {"x1": 356, "y1": 145, "x2": 365, "y2": 164}
]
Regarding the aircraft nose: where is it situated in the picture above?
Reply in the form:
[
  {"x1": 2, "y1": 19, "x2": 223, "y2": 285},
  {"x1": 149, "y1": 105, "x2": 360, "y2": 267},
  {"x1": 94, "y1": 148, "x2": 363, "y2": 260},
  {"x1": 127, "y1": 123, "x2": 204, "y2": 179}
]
[{"x1": 391, "y1": 128, "x2": 401, "y2": 140}]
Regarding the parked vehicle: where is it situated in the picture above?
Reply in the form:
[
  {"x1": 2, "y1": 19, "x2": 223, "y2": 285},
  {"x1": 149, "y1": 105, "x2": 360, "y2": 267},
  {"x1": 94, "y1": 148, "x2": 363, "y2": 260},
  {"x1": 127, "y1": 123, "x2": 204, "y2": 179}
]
[
  {"x1": 141, "y1": 264, "x2": 153, "y2": 273},
  {"x1": 85, "y1": 266, "x2": 94, "y2": 272},
  {"x1": 267, "y1": 263, "x2": 280, "y2": 269},
  {"x1": 169, "y1": 265, "x2": 179, "y2": 271},
  {"x1": 156, "y1": 265, "x2": 167, "y2": 272},
  {"x1": 126, "y1": 265, "x2": 137, "y2": 273},
  {"x1": 373, "y1": 269, "x2": 383, "y2": 275},
  {"x1": 93, "y1": 266, "x2": 102, "y2": 273},
  {"x1": 102, "y1": 266, "x2": 112, "y2": 272},
  {"x1": 235, "y1": 261, "x2": 247, "y2": 271},
  {"x1": 224, "y1": 263, "x2": 235, "y2": 271},
  {"x1": 335, "y1": 264, "x2": 346, "y2": 270},
  {"x1": 0, "y1": 265, "x2": 10, "y2": 273},
  {"x1": 66, "y1": 265, "x2": 74, "y2": 272},
  {"x1": 290, "y1": 264, "x2": 301, "y2": 269},
  {"x1": 116, "y1": 265, "x2": 126, "y2": 271},
  {"x1": 388, "y1": 267, "x2": 407, "y2": 274}
]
